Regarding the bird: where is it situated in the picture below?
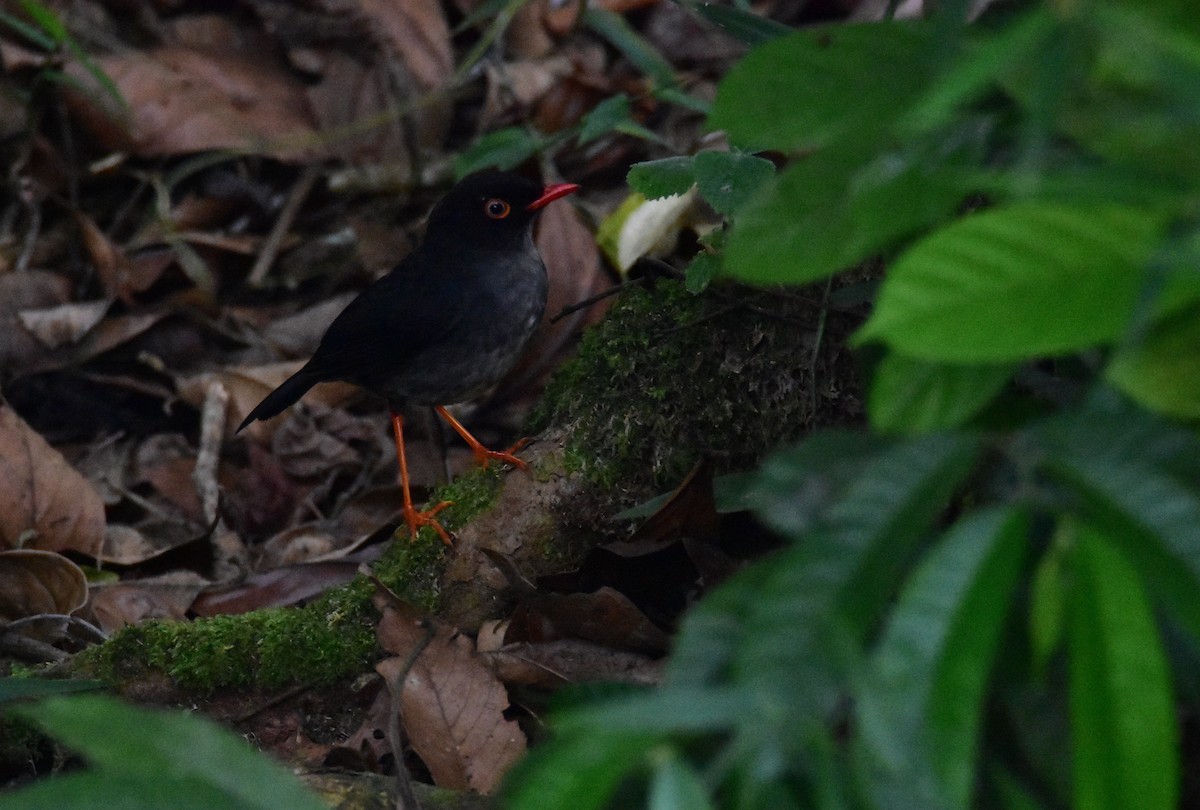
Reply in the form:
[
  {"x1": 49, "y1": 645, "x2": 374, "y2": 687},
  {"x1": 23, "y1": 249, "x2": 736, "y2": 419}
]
[{"x1": 237, "y1": 170, "x2": 580, "y2": 543}]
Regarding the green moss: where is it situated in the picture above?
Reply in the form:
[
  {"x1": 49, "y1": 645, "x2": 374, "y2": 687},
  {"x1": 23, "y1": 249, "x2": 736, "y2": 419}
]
[
  {"x1": 76, "y1": 468, "x2": 506, "y2": 693},
  {"x1": 533, "y1": 279, "x2": 859, "y2": 503}
]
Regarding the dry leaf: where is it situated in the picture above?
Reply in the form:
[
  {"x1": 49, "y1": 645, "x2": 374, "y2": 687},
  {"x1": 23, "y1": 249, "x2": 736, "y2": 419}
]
[
  {"x1": 17, "y1": 300, "x2": 110, "y2": 350},
  {"x1": 0, "y1": 549, "x2": 88, "y2": 622},
  {"x1": 99, "y1": 521, "x2": 202, "y2": 567},
  {"x1": 486, "y1": 639, "x2": 663, "y2": 688},
  {"x1": 0, "y1": 271, "x2": 71, "y2": 374},
  {"x1": 66, "y1": 46, "x2": 322, "y2": 160},
  {"x1": 85, "y1": 571, "x2": 209, "y2": 632},
  {"x1": 0, "y1": 406, "x2": 105, "y2": 557},
  {"x1": 190, "y1": 561, "x2": 360, "y2": 616},
  {"x1": 373, "y1": 585, "x2": 526, "y2": 794},
  {"x1": 177, "y1": 363, "x2": 358, "y2": 441}
]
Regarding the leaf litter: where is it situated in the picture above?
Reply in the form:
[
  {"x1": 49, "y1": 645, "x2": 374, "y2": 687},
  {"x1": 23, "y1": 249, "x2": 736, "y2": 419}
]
[{"x1": 0, "y1": 0, "x2": 848, "y2": 800}]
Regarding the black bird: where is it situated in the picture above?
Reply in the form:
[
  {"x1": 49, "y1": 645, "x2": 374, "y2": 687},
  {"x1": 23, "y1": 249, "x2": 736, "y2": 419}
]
[{"x1": 238, "y1": 170, "x2": 580, "y2": 543}]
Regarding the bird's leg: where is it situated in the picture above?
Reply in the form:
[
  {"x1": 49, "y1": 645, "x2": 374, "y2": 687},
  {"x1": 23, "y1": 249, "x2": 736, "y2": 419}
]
[
  {"x1": 391, "y1": 411, "x2": 453, "y2": 544},
  {"x1": 434, "y1": 406, "x2": 529, "y2": 470}
]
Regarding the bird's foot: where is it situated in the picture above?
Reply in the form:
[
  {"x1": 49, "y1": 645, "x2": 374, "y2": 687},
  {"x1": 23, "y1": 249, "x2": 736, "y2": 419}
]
[
  {"x1": 403, "y1": 500, "x2": 454, "y2": 545},
  {"x1": 472, "y1": 437, "x2": 531, "y2": 470}
]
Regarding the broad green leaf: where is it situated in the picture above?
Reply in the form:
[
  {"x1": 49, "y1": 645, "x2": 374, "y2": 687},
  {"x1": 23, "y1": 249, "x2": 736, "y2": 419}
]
[
  {"x1": 693, "y1": 151, "x2": 775, "y2": 216},
  {"x1": 628, "y1": 157, "x2": 697, "y2": 199},
  {"x1": 1069, "y1": 523, "x2": 1178, "y2": 810},
  {"x1": 856, "y1": 202, "x2": 1165, "y2": 361},
  {"x1": 455, "y1": 127, "x2": 543, "y2": 176},
  {"x1": 504, "y1": 732, "x2": 662, "y2": 810},
  {"x1": 648, "y1": 755, "x2": 715, "y2": 810},
  {"x1": 0, "y1": 773, "x2": 247, "y2": 810},
  {"x1": 1028, "y1": 531, "x2": 1069, "y2": 673},
  {"x1": 0, "y1": 677, "x2": 103, "y2": 703},
  {"x1": 723, "y1": 143, "x2": 968, "y2": 285},
  {"x1": 1106, "y1": 304, "x2": 1200, "y2": 418},
  {"x1": 2, "y1": 695, "x2": 327, "y2": 810},
  {"x1": 903, "y1": 9, "x2": 1056, "y2": 133},
  {"x1": 1057, "y1": 7, "x2": 1200, "y2": 177},
  {"x1": 857, "y1": 507, "x2": 1027, "y2": 810},
  {"x1": 868, "y1": 353, "x2": 1015, "y2": 435},
  {"x1": 736, "y1": 434, "x2": 982, "y2": 723},
  {"x1": 746, "y1": 430, "x2": 886, "y2": 537},
  {"x1": 709, "y1": 21, "x2": 935, "y2": 152},
  {"x1": 1034, "y1": 409, "x2": 1200, "y2": 639}
]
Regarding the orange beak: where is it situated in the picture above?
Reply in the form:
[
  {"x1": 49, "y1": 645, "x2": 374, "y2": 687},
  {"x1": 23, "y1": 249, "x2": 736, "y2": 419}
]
[{"x1": 526, "y1": 182, "x2": 581, "y2": 211}]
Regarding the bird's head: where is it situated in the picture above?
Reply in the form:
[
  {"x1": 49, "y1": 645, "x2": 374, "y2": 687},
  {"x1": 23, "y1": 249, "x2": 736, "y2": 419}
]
[{"x1": 424, "y1": 170, "x2": 579, "y2": 249}]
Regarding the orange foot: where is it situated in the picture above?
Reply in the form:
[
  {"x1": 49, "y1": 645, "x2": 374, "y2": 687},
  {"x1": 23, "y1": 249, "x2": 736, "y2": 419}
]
[
  {"x1": 403, "y1": 500, "x2": 453, "y2": 545},
  {"x1": 472, "y1": 437, "x2": 532, "y2": 470}
]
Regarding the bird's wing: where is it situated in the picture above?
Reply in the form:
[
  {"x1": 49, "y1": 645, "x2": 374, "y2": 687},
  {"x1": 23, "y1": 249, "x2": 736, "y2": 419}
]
[{"x1": 300, "y1": 254, "x2": 469, "y2": 381}]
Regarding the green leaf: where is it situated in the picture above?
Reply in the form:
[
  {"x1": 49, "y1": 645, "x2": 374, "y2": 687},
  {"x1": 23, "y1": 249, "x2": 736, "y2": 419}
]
[
  {"x1": 690, "y1": 3, "x2": 791, "y2": 46},
  {"x1": 709, "y1": 21, "x2": 936, "y2": 152},
  {"x1": 1034, "y1": 408, "x2": 1200, "y2": 640},
  {"x1": 628, "y1": 157, "x2": 697, "y2": 200},
  {"x1": 734, "y1": 434, "x2": 983, "y2": 721},
  {"x1": 455, "y1": 127, "x2": 543, "y2": 176},
  {"x1": 0, "y1": 677, "x2": 103, "y2": 703},
  {"x1": 503, "y1": 732, "x2": 661, "y2": 810},
  {"x1": 723, "y1": 142, "x2": 968, "y2": 286},
  {"x1": 857, "y1": 507, "x2": 1028, "y2": 810},
  {"x1": 685, "y1": 250, "x2": 721, "y2": 293},
  {"x1": 746, "y1": 431, "x2": 887, "y2": 538},
  {"x1": 1, "y1": 695, "x2": 328, "y2": 810},
  {"x1": 1069, "y1": 523, "x2": 1178, "y2": 810},
  {"x1": 1028, "y1": 531, "x2": 1069, "y2": 673},
  {"x1": 693, "y1": 151, "x2": 775, "y2": 216},
  {"x1": 856, "y1": 202, "x2": 1165, "y2": 361},
  {"x1": 649, "y1": 755, "x2": 715, "y2": 810},
  {"x1": 578, "y1": 94, "x2": 633, "y2": 145},
  {"x1": 868, "y1": 353, "x2": 1015, "y2": 435},
  {"x1": 1106, "y1": 304, "x2": 1200, "y2": 418}
]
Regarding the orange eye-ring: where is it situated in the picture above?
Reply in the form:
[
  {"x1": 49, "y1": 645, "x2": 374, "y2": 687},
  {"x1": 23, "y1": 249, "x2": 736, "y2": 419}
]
[{"x1": 484, "y1": 198, "x2": 511, "y2": 219}]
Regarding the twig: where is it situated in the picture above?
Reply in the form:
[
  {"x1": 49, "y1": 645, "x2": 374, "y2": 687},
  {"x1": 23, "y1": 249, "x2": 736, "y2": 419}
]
[
  {"x1": 194, "y1": 381, "x2": 229, "y2": 524},
  {"x1": 246, "y1": 165, "x2": 321, "y2": 287},
  {"x1": 193, "y1": 381, "x2": 248, "y2": 581},
  {"x1": 807, "y1": 276, "x2": 835, "y2": 418},
  {"x1": 388, "y1": 621, "x2": 435, "y2": 810}
]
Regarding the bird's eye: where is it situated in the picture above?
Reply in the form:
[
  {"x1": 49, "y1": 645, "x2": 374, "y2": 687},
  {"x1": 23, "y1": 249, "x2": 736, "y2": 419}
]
[{"x1": 484, "y1": 198, "x2": 511, "y2": 219}]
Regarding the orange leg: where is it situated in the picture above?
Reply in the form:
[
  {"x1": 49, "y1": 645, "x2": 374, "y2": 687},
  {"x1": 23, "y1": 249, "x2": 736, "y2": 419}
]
[
  {"x1": 434, "y1": 406, "x2": 530, "y2": 470},
  {"x1": 391, "y1": 411, "x2": 453, "y2": 544}
]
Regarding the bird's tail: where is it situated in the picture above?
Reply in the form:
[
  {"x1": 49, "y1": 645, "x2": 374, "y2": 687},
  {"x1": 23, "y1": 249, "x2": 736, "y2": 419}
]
[{"x1": 236, "y1": 365, "x2": 321, "y2": 432}]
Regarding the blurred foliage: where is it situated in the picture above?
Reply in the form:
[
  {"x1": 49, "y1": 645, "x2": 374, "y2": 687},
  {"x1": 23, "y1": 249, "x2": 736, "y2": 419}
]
[
  {"x1": 0, "y1": 686, "x2": 327, "y2": 810},
  {"x1": 506, "y1": 1, "x2": 1200, "y2": 808}
]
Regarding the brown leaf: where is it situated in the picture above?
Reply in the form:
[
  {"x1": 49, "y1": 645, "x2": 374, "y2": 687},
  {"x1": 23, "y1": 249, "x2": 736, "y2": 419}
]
[
  {"x1": 99, "y1": 521, "x2": 203, "y2": 567},
  {"x1": 373, "y1": 585, "x2": 525, "y2": 794},
  {"x1": 0, "y1": 406, "x2": 105, "y2": 557},
  {"x1": 0, "y1": 549, "x2": 88, "y2": 622},
  {"x1": 0, "y1": 271, "x2": 71, "y2": 374},
  {"x1": 190, "y1": 561, "x2": 360, "y2": 616},
  {"x1": 178, "y1": 363, "x2": 358, "y2": 442},
  {"x1": 357, "y1": 0, "x2": 453, "y2": 95},
  {"x1": 85, "y1": 571, "x2": 208, "y2": 632},
  {"x1": 17, "y1": 300, "x2": 110, "y2": 349},
  {"x1": 486, "y1": 639, "x2": 663, "y2": 688},
  {"x1": 65, "y1": 46, "x2": 322, "y2": 160},
  {"x1": 517, "y1": 586, "x2": 670, "y2": 654}
]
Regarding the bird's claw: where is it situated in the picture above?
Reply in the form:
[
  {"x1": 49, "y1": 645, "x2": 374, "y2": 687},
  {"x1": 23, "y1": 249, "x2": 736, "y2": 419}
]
[
  {"x1": 403, "y1": 500, "x2": 454, "y2": 545},
  {"x1": 473, "y1": 437, "x2": 532, "y2": 470}
]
